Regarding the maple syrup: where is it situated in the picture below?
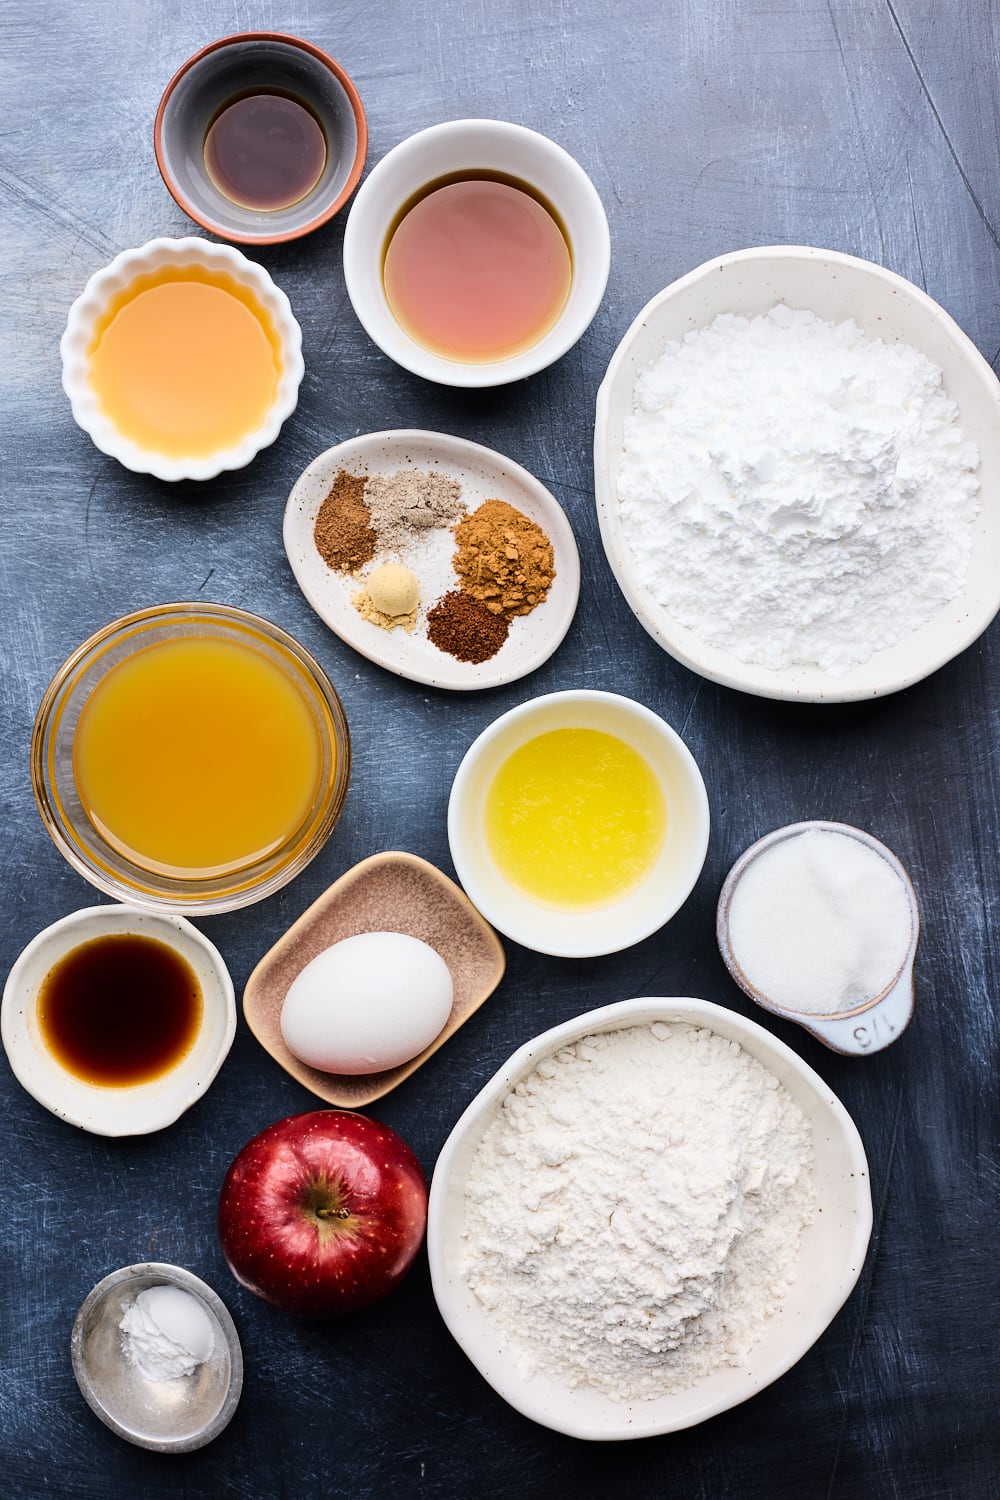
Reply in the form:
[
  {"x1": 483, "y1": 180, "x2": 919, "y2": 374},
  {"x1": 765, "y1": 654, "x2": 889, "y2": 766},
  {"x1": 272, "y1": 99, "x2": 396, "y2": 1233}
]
[
  {"x1": 37, "y1": 934, "x2": 203, "y2": 1087},
  {"x1": 204, "y1": 91, "x2": 328, "y2": 211},
  {"x1": 382, "y1": 172, "x2": 572, "y2": 361}
]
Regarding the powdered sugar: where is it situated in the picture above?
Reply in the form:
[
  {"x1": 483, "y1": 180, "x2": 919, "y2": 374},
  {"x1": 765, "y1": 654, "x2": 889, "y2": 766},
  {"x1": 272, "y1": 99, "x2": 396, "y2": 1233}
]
[
  {"x1": 459, "y1": 1022, "x2": 815, "y2": 1401},
  {"x1": 616, "y1": 304, "x2": 979, "y2": 676}
]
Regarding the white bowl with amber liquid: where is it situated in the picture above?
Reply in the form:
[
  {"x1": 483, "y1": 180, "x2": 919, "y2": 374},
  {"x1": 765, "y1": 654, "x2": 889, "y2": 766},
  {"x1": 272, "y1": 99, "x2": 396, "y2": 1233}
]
[
  {"x1": 448, "y1": 690, "x2": 710, "y2": 957},
  {"x1": 60, "y1": 237, "x2": 304, "y2": 481},
  {"x1": 1, "y1": 905, "x2": 236, "y2": 1136},
  {"x1": 343, "y1": 119, "x2": 610, "y2": 387}
]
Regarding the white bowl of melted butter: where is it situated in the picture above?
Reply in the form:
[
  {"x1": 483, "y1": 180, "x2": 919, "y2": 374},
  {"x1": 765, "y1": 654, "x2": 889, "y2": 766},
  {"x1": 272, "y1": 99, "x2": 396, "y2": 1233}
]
[
  {"x1": 60, "y1": 236, "x2": 303, "y2": 481},
  {"x1": 447, "y1": 690, "x2": 709, "y2": 957}
]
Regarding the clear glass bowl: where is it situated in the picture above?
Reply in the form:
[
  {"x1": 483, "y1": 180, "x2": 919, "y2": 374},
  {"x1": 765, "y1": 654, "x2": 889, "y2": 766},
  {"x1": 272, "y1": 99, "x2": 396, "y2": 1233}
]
[{"x1": 31, "y1": 603, "x2": 351, "y2": 914}]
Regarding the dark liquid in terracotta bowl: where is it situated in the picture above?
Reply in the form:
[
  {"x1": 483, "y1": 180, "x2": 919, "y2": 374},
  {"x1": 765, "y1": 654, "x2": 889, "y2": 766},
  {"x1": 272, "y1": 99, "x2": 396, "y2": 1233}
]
[
  {"x1": 38, "y1": 934, "x2": 203, "y2": 1086},
  {"x1": 204, "y1": 92, "x2": 328, "y2": 211}
]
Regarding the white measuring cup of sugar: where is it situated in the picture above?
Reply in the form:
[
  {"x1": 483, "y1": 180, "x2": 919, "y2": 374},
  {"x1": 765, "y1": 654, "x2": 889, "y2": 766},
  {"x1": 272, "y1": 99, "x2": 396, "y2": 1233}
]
[{"x1": 716, "y1": 820, "x2": 919, "y2": 1055}]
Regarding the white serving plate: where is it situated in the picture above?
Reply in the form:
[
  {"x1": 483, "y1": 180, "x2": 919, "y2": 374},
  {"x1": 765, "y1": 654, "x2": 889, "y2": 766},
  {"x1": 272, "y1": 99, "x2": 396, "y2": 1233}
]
[
  {"x1": 428, "y1": 996, "x2": 872, "y2": 1440},
  {"x1": 594, "y1": 245, "x2": 1000, "y2": 702},
  {"x1": 283, "y1": 430, "x2": 580, "y2": 690}
]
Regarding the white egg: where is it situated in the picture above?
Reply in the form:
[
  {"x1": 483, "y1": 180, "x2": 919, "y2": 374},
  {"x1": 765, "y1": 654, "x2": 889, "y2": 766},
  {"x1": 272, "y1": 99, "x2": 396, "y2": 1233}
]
[{"x1": 280, "y1": 931, "x2": 454, "y2": 1074}]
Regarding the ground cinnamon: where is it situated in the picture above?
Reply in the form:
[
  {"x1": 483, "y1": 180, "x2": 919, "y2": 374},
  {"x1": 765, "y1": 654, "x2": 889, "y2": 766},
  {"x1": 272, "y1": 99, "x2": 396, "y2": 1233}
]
[
  {"x1": 452, "y1": 499, "x2": 555, "y2": 617},
  {"x1": 427, "y1": 590, "x2": 509, "y2": 663},
  {"x1": 313, "y1": 470, "x2": 377, "y2": 573}
]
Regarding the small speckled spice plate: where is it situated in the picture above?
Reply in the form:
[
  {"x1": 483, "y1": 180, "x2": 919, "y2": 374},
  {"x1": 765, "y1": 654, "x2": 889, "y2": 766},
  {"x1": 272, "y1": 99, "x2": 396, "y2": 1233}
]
[
  {"x1": 282, "y1": 429, "x2": 581, "y2": 690},
  {"x1": 243, "y1": 851, "x2": 506, "y2": 1107}
]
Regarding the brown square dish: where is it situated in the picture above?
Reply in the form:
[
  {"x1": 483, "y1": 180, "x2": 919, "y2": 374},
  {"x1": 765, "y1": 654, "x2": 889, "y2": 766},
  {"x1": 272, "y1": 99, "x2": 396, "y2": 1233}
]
[{"x1": 243, "y1": 851, "x2": 506, "y2": 1107}]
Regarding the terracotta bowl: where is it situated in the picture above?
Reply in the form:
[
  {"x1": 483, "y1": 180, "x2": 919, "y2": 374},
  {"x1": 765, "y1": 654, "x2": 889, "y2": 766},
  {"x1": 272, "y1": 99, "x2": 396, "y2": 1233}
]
[{"x1": 155, "y1": 32, "x2": 367, "y2": 244}]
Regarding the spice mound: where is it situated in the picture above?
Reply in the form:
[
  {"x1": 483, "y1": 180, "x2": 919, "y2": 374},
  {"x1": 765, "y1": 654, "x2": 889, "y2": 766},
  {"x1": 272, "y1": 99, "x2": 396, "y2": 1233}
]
[
  {"x1": 365, "y1": 469, "x2": 465, "y2": 551},
  {"x1": 352, "y1": 563, "x2": 421, "y2": 633},
  {"x1": 314, "y1": 470, "x2": 376, "y2": 574},
  {"x1": 616, "y1": 304, "x2": 980, "y2": 677},
  {"x1": 427, "y1": 591, "x2": 509, "y2": 664},
  {"x1": 453, "y1": 499, "x2": 555, "y2": 617},
  {"x1": 460, "y1": 1022, "x2": 815, "y2": 1401}
]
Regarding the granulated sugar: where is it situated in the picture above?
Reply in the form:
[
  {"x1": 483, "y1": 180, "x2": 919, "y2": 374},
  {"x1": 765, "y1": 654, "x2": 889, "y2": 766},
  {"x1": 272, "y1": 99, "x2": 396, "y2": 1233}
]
[{"x1": 727, "y1": 827, "x2": 913, "y2": 1014}]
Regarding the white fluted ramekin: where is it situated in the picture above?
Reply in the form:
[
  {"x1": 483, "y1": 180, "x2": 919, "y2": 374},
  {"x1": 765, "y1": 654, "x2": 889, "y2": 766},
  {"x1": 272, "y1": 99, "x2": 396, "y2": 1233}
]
[{"x1": 60, "y1": 236, "x2": 304, "y2": 482}]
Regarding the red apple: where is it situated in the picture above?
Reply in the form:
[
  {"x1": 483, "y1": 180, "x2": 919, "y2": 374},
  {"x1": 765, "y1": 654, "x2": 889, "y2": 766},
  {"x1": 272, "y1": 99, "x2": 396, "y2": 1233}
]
[{"x1": 217, "y1": 1110, "x2": 428, "y2": 1317}]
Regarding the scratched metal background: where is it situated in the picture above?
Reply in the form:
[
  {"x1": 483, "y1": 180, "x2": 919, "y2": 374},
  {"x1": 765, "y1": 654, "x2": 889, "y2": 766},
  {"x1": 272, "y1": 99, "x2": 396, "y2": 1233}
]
[{"x1": 2, "y1": 1, "x2": 999, "y2": 1496}]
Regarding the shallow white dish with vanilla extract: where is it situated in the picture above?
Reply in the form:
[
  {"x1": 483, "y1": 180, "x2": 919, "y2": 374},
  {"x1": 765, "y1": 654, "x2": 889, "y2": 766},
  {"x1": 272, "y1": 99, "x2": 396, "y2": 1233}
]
[
  {"x1": 594, "y1": 245, "x2": 1000, "y2": 702},
  {"x1": 428, "y1": 995, "x2": 873, "y2": 1441},
  {"x1": 283, "y1": 429, "x2": 580, "y2": 690},
  {"x1": 61, "y1": 236, "x2": 304, "y2": 481},
  {"x1": 1, "y1": 905, "x2": 236, "y2": 1135}
]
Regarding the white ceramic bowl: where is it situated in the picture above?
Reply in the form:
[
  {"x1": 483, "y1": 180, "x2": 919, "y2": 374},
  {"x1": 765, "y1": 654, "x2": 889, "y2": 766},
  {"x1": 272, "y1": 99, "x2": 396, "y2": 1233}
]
[
  {"x1": 447, "y1": 690, "x2": 709, "y2": 956},
  {"x1": 594, "y1": 245, "x2": 1000, "y2": 702},
  {"x1": 1, "y1": 905, "x2": 236, "y2": 1135},
  {"x1": 60, "y1": 236, "x2": 304, "y2": 481},
  {"x1": 428, "y1": 996, "x2": 873, "y2": 1440},
  {"x1": 343, "y1": 119, "x2": 610, "y2": 387}
]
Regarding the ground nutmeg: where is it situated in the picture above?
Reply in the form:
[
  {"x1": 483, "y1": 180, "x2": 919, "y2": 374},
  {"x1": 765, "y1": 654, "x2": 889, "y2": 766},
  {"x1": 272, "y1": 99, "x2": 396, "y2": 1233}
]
[
  {"x1": 426, "y1": 590, "x2": 510, "y2": 664},
  {"x1": 314, "y1": 470, "x2": 377, "y2": 573}
]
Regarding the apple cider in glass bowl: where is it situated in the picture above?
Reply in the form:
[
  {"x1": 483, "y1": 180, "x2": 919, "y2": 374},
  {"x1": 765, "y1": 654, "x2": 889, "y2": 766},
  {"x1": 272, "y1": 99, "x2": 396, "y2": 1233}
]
[{"x1": 32, "y1": 603, "x2": 350, "y2": 914}]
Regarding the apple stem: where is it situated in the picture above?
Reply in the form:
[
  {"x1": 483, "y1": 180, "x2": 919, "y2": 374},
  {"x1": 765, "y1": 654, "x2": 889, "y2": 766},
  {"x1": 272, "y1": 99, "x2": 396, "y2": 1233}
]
[{"x1": 316, "y1": 1206, "x2": 351, "y2": 1220}]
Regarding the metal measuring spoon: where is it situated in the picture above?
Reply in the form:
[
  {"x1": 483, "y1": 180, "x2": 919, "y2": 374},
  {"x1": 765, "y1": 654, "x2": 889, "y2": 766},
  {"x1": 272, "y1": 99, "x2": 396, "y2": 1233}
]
[{"x1": 716, "y1": 820, "x2": 919, "y2": 1055}]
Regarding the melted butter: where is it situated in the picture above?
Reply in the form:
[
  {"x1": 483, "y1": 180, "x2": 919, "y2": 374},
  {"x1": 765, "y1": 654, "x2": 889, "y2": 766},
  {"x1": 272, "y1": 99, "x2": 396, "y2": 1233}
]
[{"x1": 484, "y1": 727, "x2": 667, "y2": 908}]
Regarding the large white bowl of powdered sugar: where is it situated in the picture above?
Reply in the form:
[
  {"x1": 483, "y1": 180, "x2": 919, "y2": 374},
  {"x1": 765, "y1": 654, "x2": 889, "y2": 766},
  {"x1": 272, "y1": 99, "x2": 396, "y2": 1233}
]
[
  {"x1": 428, "y1": 996, "x2": 872, "y2": 1439},
  {"x1": 594, "y1": 246, "x2": 1000, "y2": 701}
]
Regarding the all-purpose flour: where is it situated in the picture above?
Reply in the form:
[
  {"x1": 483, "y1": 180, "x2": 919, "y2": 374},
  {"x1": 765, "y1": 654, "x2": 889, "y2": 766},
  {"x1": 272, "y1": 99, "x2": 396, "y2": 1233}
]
[
  {"x1": 460, "y1": 1023, "x2": 815, "y2": 1401},
  {"x1": 616, "y1": 305, "x2": 979, "y2": 676}
]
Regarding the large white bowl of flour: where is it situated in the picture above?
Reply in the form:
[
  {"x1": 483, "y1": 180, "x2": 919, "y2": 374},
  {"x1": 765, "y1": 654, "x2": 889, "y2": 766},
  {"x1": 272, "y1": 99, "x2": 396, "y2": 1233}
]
[
  {"x1": 427, "y1": 996, "x2": 872, "y2": 1439},
  {"x1": 594, "y1": 246, "x2": 1000, "y2": 701}
]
